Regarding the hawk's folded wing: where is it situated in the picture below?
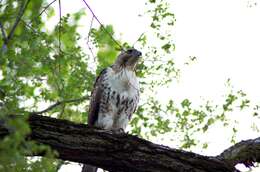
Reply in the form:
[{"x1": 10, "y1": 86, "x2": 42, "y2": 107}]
[{"x1": 87, "y1": 69, "x2": 107, "y2": 126}]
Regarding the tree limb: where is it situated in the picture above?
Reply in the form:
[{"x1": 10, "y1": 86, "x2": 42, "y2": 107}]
[
  {"x1": 1, "y1": 0, "x2": 31, "y2": 52},
  {"x1": 29, "y1": 95, "x2": 88, "y2": 115},
  {"x1": 0, "y1": 114, "x2": 245, "y2": 172},
  {"x1": 218, "y1": 137, "x2": 260, "y2": 167}
]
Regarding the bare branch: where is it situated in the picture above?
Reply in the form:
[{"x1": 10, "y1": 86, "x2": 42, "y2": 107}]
[
  {"x1": 30, "y1": 95, "x2": 88, "y2": 115},
  {"x1": 218, "y1": 137, "x2": 260, "y2": 167}
]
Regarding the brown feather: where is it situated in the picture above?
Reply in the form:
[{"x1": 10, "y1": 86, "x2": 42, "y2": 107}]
[
  {"x1": 87, "y1": 69, "x2": 107, "y2": 126},
  {"x1": 84, "y1": 48, "x2": 141, "y2": 172}
]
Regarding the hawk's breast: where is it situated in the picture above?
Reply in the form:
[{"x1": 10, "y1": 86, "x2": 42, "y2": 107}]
[{"x1": 95, "y1": 67, "x2": 139, "y2": 130}]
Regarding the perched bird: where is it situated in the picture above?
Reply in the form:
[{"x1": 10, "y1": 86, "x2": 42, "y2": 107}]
[{"x1": 82, "y1": 48, "x2": 142, "y2": 172}]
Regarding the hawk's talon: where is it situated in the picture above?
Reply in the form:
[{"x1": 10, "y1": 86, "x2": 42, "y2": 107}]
[
  {"x1": 111, "y1": 128, "x2": 125, "y2": 134},
  {"x1": 102, "y1": 128, "x2": 125, "y2": 134}
]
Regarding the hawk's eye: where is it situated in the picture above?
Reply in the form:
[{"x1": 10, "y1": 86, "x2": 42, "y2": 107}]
[{"x1": 127, "y1": 49, "x2": 133, "y2": 54}]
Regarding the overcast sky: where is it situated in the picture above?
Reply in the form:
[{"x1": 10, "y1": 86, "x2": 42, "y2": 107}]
[{"x1": 49, "y1": 0, "x2": 260, "y2": 171}]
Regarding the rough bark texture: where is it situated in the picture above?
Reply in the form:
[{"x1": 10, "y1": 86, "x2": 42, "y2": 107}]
[
  {"x1": 0, "y1": 115, "x2": 259, "y2": 172},
  {"x1": 218, "y1": 137, "x2": 260, "y2": 167}
]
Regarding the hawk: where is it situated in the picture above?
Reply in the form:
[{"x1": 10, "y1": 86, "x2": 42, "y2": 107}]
[{"x1": 82, "y1": 48, "x2": 142, "y2": 172}]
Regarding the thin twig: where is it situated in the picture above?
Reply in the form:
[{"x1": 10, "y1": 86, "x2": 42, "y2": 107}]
[
  {"x1": 87, "y1": 15, "x2": 94, "y2": 43},
  {"x1": 39, "y1": 0, "x2": 57, "y2": 17},
  {"x1": 20, "y1": 0, "x2": 57, "y2": 37},
  {"x1": 21, "y1": 19, "x2": 59, "y2": 54},
  {"x1": 58, "y1": 0, "x2": 62, "y2": 56},
  {"x1": 19, "y1": 0, "x2": 57, "y2": 38},
  {"x1": 7, "y1": 0, "x2": 30, "y2": 41},
  {"x1": 19, "y1": 0, "x2": 57, "y2": 36},
  {"x1": 29, "y1": 0, "x2": 57, "y2": 25},
  {"x1": 30, "y1": 95, "x2": 88, "y2": 115},
  {"x1": 0, "y1": 22, "x2": 7, "y2": 43},
  {"x1": 132, "y1": 32, "x2": 145, "y2": 47},
  {"x1": 1, "y1": 0, "x2": 31, "y2": 52},
  {"x1": 87, "y1": 42, "x2": 96, "y2": 62},
  {"x1": 81, "y1": 0, "x2": 124, "y2": 50},
  {"x1": 86, "y1": 15, "x2": 96, "y2": 61},
  {"x1": 20, "y1": 19, "x2": 39, "y2": 35},
  {"x1": 58, "y1": 104, "x2": 66, "y2": 118},
  {"x1": 0, "y1": 21, "x2": 7, "y2": 53}
]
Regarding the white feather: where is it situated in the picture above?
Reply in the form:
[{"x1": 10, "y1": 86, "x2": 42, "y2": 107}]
[{"x1": 95, "y1": 67, "x2": 139, "y2": 130}]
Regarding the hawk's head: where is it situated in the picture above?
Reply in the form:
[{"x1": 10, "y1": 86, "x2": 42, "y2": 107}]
[{"x1": 115, "y1": 48, "x2": 142, "y2": 70}]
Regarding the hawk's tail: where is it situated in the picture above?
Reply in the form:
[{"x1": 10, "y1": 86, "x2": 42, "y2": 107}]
[{"x1": 82, "y1": 164, "x2": 97, "y2": 172}]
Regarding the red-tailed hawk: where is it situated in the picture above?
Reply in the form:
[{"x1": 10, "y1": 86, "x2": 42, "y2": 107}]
[{"x1": 82, "y1": 48, "x2": 142, "y2": 172}]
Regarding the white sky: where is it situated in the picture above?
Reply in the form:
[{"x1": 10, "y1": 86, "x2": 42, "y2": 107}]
[{"x1": 46, "y1": 0, "x2": 260, "y2": 171}]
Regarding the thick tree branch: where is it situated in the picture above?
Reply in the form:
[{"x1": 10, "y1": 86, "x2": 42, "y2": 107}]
[
  {"x1": 218, "y1": 137, "x2": 260, "y2": 167},
  {"x1": 0, "y1": 114, "x2": 242, "y2": 172}
]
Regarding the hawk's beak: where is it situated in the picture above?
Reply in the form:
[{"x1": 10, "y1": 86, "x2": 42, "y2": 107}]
[
  {"x1": 133, "y1": 50, "x2": 142, "y2": 58},
  {"x1": 124, "y1": 48, "x2": 142, "y2": 59}
]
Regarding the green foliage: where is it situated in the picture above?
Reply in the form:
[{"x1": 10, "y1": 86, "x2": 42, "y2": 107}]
[
  {"x1": 0, "y1": 0, "x2": 92, "y2": 171},
  {"x1": 0, "y1": 0, "x2": 259, "y2": 171},
  {"x1": 90, "y1": 25, "x2": 119, "y2": 73},
  {"x1": 0, "y1": 114, "x2": 57, "y2": 171}
]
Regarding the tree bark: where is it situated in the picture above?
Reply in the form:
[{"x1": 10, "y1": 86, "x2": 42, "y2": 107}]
[
  {"x1": 218, "y1": 137, "x2": 260, "y2": 167},
  {"x1": 0, "y1": 114, "x2": 258, "y2": 172}
]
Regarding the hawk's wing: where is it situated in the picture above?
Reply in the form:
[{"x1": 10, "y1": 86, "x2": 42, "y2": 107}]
[{"x1": 87, "y1": 68, "x2": 107, "y2": 126}]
